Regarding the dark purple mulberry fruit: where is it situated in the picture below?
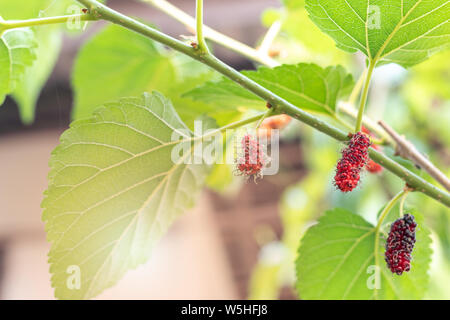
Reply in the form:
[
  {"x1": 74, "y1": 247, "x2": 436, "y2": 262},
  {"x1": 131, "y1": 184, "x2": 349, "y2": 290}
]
[{"x1": 385, "y1": 213, "x2": 417, "y2": 275}]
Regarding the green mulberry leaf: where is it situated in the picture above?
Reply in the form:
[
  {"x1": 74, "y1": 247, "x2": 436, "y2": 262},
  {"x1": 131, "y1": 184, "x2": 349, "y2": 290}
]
[
  {"x1": 0, "y1": 28, "x2": 37, "y2": 104},
  {"x1": 43, "y1": 92, "x2": 210, "y2": 299},
  {"x1": 305, "y1": 0, "x2": 450, "y2": 67},
  {"x1": 296, "y1": 208, "x2": 432, "y2": 299}
]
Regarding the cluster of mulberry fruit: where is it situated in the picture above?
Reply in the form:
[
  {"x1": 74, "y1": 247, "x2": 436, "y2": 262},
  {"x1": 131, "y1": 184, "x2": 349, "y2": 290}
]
[
  {"x1": 334, "y1": 131, "x2": 371, "y2": 192},
  {"x1": 385, "y1": 214, "x2": 417, "y2": 275},
  {"x1": 236, "y1": 134, "x2": 266, "y2": 179}
]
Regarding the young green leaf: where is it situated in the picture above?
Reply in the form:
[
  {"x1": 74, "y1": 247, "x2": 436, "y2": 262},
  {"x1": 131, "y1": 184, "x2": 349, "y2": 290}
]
[
  {"x1": 0, "y1": 28, "x2": 37, "y2": 105},
  {"x1": 42, "y1": 92, "x2": 210, "y2": 299},
  {"x1": 296, "y1": 208, "x2": 432, "y2": 299},
  {"x1": 185, "y1": 64, "x2": 353, "y2": 115},
  {"x1": 0, "y1": 0, "x2": 70, "y2": 123},
  {"x1": 305, "y1": 0, "x2": 450, "y2": 67}
]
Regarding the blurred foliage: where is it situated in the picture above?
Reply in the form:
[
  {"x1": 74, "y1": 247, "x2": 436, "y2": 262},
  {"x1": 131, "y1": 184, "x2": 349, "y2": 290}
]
[
  {"x1": 261, "y1": 3, "x2": 349, "y2": 67},
  {"x1": 0, "y1": 0, "x2": 77, "y2": 123},
  {"x1": 205, "y1": 127, "x2": 244, "y2": 193},
  {"x1": 0, "y1": 28, "x2": 36, "y2": 107},
  {"x1": 71, "y1": 24, "x2": 229, "y2": 128}
]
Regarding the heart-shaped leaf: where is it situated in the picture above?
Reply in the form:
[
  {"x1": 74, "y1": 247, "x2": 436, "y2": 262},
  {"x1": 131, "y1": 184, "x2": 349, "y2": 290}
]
[{"x1": 43, "y1": 92, "x2": 210, "y2": 299}]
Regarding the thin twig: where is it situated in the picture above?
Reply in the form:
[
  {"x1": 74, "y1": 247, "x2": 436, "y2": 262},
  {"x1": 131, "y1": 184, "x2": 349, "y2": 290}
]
[
  {"x1": 378, "y1": 120, "x2": 450, "y2": 191},
  {"x1": 195, "y1": 0, "x2": 209, "y2": 54},
  {"x1": 143, "y1": 0, "x2": 279, "y2": 67},
  {"x1": 258, "y1": 20, "x2": 282, "y2": 56},
  {"x1": 338, "y1": 101, "x2": 392, "y2": 145}
]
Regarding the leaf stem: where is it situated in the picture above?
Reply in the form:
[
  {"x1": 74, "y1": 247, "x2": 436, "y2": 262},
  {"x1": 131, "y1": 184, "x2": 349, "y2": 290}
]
[
  {"x1": 75, "y1": 0, "x2": 450, "y2": 207},
  {"x1": 216, "y1": 113, "x2": 265, "y2": 134},
  {"x1": 349, "y1": 69, "x2": 366, "y2": 105},
  {"x1": 338, "y1": 101, "x2": 392, "y2": 145},
  {"x1": 1, "y1": 14, "x2": 97, "y2": 30},
  {"x1": 258, "y1": 20, "x2": 282, "y2": 56},
  {"x1": 399, "y1": 189, "x2": 410, "y2": 217},
  {"x1": 255, "y1": 108, "x2": 276, "y2": 130},
  {"x1": 376, "y1": 190, "x2": 406, "y2": 233},
  {"x1": 195, "y1": 0, "x2": 209, "y2": 54},
  {"x1": 355, "y1": 60, "x2": 375, "y2": 132}
]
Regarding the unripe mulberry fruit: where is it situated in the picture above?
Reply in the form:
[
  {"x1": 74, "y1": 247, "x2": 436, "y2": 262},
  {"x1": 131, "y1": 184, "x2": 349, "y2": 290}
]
[
  {"x1": 334, "y1": 131, "x2": 371, "y2": 192},
  {"x1": 236, "y1": 134, "x2": 266, "y2": 180},
  {"x1": 385, "y1": 214, "x2": 417, "y2": 275},
  {"x1": 366, "y1": 156, "x2": 383, "y2": 173},
  {"x1": 257, "y1": 114, "x2": 291, "y2": 139}
]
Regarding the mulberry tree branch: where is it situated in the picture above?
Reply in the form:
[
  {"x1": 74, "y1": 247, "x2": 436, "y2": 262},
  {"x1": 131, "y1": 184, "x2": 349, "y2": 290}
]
[{"x1": 75, "y1": 0, "x2": 450, "y2": 207}]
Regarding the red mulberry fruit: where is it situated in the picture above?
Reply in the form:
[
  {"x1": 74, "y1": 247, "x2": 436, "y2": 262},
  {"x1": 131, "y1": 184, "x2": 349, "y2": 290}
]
[
  {"x1": 362, "y1": 126, "x2": 383, "y2": 174},
  {"x1": 236, "y1": 134, "x2": 266, "y2": 179},
  {"x1": 366, "y1": 156, "x2": 383, "y2": 173},
  {"x1": 385, "y1": 214, "x2": 417, "y2": 275},
  {"x1": 334, "y1": 131, "x2": 371, "y2": 192}
]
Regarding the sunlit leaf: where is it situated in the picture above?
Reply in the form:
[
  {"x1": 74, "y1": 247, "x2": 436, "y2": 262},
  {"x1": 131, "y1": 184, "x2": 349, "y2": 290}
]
[
  {"x1": 305, "y1": 0, "x2": 450, "y2": 67},
  {"x1": 43, "y1": 92, "x2": 210, "y2": 299}
]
